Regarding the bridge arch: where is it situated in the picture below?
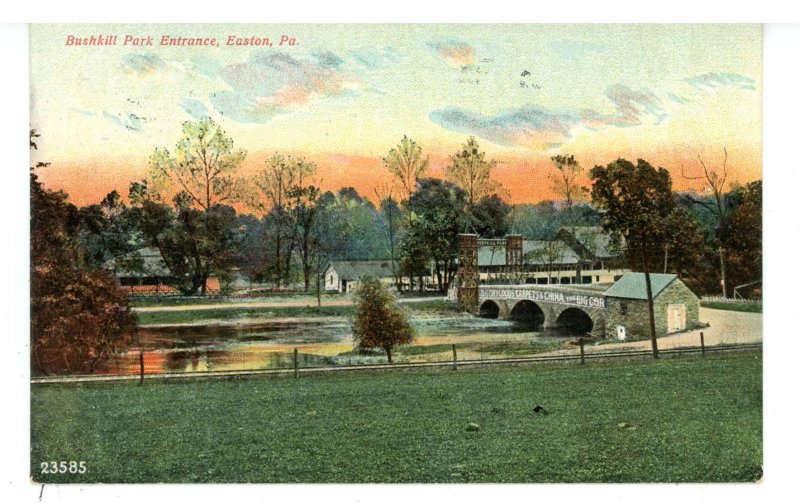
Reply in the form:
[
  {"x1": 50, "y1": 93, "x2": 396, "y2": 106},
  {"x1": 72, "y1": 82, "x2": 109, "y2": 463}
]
[
  {"x1": 509, "y1": 300, "x2": 545, "y2": 327},
  {"x1": 479, "y1": 300, "x2": 500, "y2": 319},
  {"x1": 555, "y1": 307, "x2": 594, "y2": 333}
]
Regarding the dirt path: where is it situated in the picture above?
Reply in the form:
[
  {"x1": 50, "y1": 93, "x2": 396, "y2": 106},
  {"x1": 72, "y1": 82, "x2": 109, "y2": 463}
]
[
  {"x1": 134, "y1": 296, "x2": 447, "y2": 313},
  {"x1": 565, "y1": 307, "x2": 762, "y2": 355}
]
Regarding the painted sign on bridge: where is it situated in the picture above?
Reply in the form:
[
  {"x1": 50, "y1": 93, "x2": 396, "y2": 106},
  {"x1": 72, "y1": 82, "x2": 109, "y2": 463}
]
[{"x1": 481, "y1": 286, "x2": 607, "y2": 310}]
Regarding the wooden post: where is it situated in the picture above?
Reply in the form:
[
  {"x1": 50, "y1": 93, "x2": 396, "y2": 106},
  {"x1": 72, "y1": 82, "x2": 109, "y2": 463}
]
[
  {"x1": 139, "y1": 350, "x2": 144, "y2": 385},
  {"x1": 294, "y1": 348, "x2": 299, "y2": 379},
  {"x1": 579, "y1": 337, "x2": 585, "y2": 365},
  {"x1": 452, "y1": 344, "x2": 458, "y2": 371},
  {"x1": 700, "y1": 332, "x2": 705, "y2": 356}
]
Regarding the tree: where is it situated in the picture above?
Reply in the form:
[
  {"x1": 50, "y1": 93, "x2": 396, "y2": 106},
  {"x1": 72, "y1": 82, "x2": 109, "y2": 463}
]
[
  {"x1": 550, "y1": 154, "x2": 592, "y2": 281},
  {"x1": 251, "y1": 154, "x2": 316, "y2": 288},
  {"x1": 405, "y1": 178, "x2": 468, "y2": 292},
  {"x1": 681, "y1": 148, "x2": 732, "y2": 296},
  {"x1": 382, "y1": 135, "x2": 430, "y2": 201},
  {"x1": 352, "y1": 275, "x2": 415, "y2": 363},
  {"x1": 374, "y1": 183, "x2": 405, "y2": 289},
  {"x1": 445, "y1": 137, "x2": 497, "y2": 217},
  {"x1": 590, "y1": 158, "x2": 675, "y2": 359},
  {"x1": 725, "y1": 180, "x2": 762, "y2": 296},
  {"x1": 150, "y1": 117, "x2": 246, "y2": 211},
  {"x1": 31, "y1": 132, "x2": 136, "y2": 374},
  {"x1": 471, "y1": 193, "x2": 512, "y2": 238},
  {"x1": 148, "y1": 118, "x2": 246, "y2": 294}
]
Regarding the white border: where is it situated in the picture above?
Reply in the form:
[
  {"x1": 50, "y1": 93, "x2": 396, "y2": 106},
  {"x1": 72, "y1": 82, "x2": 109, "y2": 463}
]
[{"x1": 3, "y1": 3, "x2": 800, "y2": 502}]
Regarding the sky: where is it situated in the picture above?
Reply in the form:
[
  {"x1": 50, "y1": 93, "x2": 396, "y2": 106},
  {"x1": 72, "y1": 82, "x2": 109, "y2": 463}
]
[{"x1": 30, "y1": 23, "x2": 762, "y2": 206}]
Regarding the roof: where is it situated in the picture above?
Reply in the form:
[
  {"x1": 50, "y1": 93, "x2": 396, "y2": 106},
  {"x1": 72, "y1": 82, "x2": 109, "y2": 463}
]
[
  {"x1": 557, "y1": 226, "x2": 619, "y2": 259},
  {"x1": 603, "y1": 273, "x2": 678, "y2": 300},
  {"x1": 326, "y1": 260, "x2": 398, "y2": 280},
  {"x1": 523, "y1": 240, "x2": 581, "y2": 265},
  {"x1": 103, "y1": 247, "x2": 172, "y2": 278},
  {"x1": 478, "y1": 240, "x2": 581, "y2": 267}
]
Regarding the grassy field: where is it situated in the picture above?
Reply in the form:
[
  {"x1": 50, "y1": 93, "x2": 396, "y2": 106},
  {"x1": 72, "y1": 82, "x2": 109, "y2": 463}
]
[
  {"x1": 700, "y1": 301, "x2": 762, "y2": 313},
  {"x1": 30, "y1": 352, "x2": 762, "y2": 483}
]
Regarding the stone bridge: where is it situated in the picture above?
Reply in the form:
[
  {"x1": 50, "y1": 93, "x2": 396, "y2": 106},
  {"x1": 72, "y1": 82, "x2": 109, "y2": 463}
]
[{"x1": 477, "y1": 284, "x2": 607, "y2": 336}]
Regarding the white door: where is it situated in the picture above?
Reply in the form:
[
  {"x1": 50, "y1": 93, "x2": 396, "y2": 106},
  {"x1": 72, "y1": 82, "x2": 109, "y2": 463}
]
[{"x1": 667, "y1": 304, "x2": 686, "y2": 332}]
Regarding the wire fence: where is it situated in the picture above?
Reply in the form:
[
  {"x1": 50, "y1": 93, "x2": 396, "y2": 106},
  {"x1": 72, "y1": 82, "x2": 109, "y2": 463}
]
[{"x1": 31, "y1": 338, "x2": 762, "y2": 385}]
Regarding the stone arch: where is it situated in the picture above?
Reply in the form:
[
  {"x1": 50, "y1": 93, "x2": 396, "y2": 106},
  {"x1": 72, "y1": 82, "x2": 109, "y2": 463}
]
[
  {"x1": 479, "y1": 300, "x2": 500, "y2": 319},
  {"x1": 509, "y1": 300, "x2": 545, "y2": 327},
  {"x1": 555, "y1": 307, "x2": 594, "y2": 333}
]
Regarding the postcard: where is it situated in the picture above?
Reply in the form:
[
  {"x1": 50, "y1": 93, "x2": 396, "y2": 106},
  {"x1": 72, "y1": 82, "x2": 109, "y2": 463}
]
[{"x1": 28, "y1": 22, "x2": 763, "y2": 486}]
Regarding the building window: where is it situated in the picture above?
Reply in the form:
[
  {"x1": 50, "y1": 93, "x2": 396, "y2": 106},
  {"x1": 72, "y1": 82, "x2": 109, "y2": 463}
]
[{"x1": 620, "y1": 303, "x2": 628, "y2": 315}]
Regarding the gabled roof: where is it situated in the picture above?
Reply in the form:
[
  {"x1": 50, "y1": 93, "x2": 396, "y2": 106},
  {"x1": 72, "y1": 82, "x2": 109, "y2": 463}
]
[
  {"x1": 557, "y1": 226, "x2": 620, "y2": 259},
  {"x1": 603, "y1": 273, "x2": 678, "y2": 300},
  {"x1": 326, "y1": 260, "x2": 397, "y2": 280},
  {"x1": 478, "y1": 240, "x2": 581, "y2": 267},
  {"x1": 523, "y1": 240, "x2": 581, "y2": 265},
  {"x1": 104, "y1": 247, "x2": 172, "y2": 278}
]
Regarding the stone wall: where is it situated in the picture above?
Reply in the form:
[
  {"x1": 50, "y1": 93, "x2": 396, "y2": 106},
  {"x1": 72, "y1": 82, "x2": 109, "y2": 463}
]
[{"x1": 605, "y1": 279, "x2": 700, "y2": 339}]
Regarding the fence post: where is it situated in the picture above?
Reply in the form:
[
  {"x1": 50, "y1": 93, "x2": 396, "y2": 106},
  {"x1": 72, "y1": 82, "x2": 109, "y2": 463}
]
[
  {"x1": 294, "y1": 348, "x2": 299, "y2": 379},
  {"x1": 139, "y1": 350, "x2": 144, "y2": 385},
  {"x1": 579, "y1": 337, "x2": 585, "y2": 365},
  {"x1": 452, "y1": 344, "x2": 458, "y2": 371},
  {"x1": 700, "y1": 332, "x2": 705, "y2": 356}
]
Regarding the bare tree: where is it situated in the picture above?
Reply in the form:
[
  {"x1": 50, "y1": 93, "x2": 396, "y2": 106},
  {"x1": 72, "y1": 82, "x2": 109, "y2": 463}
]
[
  {"x1": 550, "y1": 154, "x2": 592, "y2": 283},
  {"x1": 681, "y1": 148, "x2": 730, "y2": 297},
  {"x1": 374, "y1": 182, "x2": 403, "y2": 289},
  {"x1": 251, "y1": 154, "x2": 316, "y2": 288},
  {"x1": 446, "y1": 137, "x2": 497, "y2": 215}
]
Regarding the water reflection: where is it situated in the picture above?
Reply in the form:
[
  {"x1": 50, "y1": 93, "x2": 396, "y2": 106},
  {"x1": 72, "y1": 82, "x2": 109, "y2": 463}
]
[{"x1": 103, "y1": 316, "x2": 578, "y2": 375}]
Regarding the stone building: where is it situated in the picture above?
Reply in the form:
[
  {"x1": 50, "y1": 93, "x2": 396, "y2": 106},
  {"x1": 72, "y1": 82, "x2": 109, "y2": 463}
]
[{"x1": 603, "y1": 273, "x2": 700, "y2": 340}]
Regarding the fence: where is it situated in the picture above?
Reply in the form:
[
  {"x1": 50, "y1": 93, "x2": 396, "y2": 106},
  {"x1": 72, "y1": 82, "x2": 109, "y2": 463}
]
[
  {"x1": 31, "y1": 336, "x2": 762, "y2": 385},
  {"x1": 701, "y1": 295, "x2": 762, "y2": 305}
]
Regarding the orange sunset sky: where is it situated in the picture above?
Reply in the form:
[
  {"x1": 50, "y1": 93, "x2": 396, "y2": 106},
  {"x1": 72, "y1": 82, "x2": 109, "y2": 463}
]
[{"x1": 30, "y1": 24, "x2": 762, "y2": 207}]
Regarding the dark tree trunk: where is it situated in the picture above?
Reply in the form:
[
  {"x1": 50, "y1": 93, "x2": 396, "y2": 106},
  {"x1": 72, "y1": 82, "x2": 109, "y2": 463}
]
[
  {"x1": 385, "y1": 346, "x2": 393, "y2": 363},
  {"x1": 642, "y1": 251, "x2": 659, "y2": 360}
]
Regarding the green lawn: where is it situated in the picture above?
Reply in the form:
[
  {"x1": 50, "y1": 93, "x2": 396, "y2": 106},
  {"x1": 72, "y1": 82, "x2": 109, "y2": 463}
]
[
  {"x1": 701, "y1": 301, "x2": 762, "y2": 313},
  {"x1": 30, "y1": 352, "x2": 762, "y2": 483}
]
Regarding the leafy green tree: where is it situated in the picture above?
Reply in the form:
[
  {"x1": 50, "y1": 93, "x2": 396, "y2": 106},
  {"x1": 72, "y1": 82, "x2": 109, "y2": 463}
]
[
  {"x1": 146, "y1": 118, "x2": 246, "y2": 294},
  {"x1": 590, "y1": 158, "x2": 675, "y2": 359},
  {"x1": 471, "y1": 193, "x2": 512, "y2": 238},
  {"x1": 382, "y1": 135, "x2": 430, "y2": 201},
  {"x1": 725, "y1": 180, "x2": 762, "y2": 295},
  {"x1": 405, "y1": 178, "x2": 468, "y2": 292},
  {"x1": 352, "y1": 275, "x2": 415, "y2": 363}
]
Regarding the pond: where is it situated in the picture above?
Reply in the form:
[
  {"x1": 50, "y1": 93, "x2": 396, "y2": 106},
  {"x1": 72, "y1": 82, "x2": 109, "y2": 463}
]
[{"x1": 101, "y1": 315, "x2": 581, "y2": 375}]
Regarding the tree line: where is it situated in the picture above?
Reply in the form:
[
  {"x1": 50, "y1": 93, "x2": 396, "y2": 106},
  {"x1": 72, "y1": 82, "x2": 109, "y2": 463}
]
[{"x1": 30, "y1": 120, "x2": 762, "y2": 373}]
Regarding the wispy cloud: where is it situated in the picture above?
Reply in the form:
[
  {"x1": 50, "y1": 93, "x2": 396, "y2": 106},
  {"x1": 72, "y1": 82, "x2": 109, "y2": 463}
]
[
  {"x1": 103, "y1": 111, "x2": 145, "y2": 132},
  {"x1": 209, "y1": 50, "x2": 361, "y2": 123},
  {"x1": 349, "y1": 46, "x2": 401, "y2": 69},
  {"x1": 430, "y1": 84, "x2": 671, "y2": 149},
  {"x1": 312, "y1": 49, "x2": 344, "y2": 69},
  {"x1": 428, "y1": 40, "x2": 475, "y2": 67},
  {"x1": 71, "y1": 108, "x2": 96, "y2": 117},
  {"x1": 429, "y1": 106, "x2": 581, "y2": 149},
  {"x1": 582, "y1": 84, "x2": 667, "y2": 128},
  {"x1": 667, "y1": 92, "x2": 690, "y2": 105},
  {"x1": 180, "y1": 97, "x2": 208, "y2": 120},
  {"x1": 685, "y1": 72, "x2": 756, "y2": 91},
  {"x1": 122, "y1": 52, "x2": 166, "y2": 76},
  {"x1": 551, "y1": 39, "x2": 604, "y2": 60}
]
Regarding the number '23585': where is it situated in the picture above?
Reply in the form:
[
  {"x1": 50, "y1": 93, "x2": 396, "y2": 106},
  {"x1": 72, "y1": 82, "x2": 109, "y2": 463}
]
[{"x1": 40, "y1": 461, "x2": 86, "y2": 474}]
